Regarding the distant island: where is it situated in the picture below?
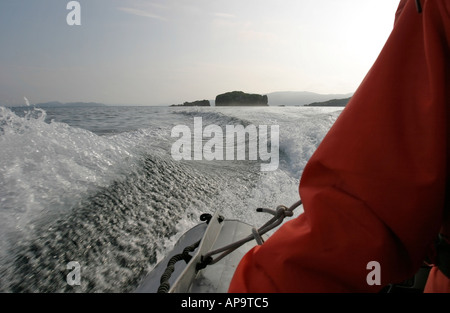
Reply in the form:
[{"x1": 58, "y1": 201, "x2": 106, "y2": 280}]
[
  {"x1": 215, "y1": 91, "x2": 268, "y2": 106},
  {"x1": 172, "y1": 91, "x2": 353, "y2": 107},
  {"x1": 34, "y1": 101, "x2": 107, "y2": 108},
  {"x1": 267, "y1": 91, "x2": 353, "y2": 106},
  {"x1": 170, "y1": 100, "x2": 210, "y2": 107},
  {"x1": 304, "y1": 97, "x2": 351, "y2": 107}
]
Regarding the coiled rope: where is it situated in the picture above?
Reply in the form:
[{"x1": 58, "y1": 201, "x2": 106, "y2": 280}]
[{"x1": 157, "y1": 239, "x2": 201, "y2": 293}]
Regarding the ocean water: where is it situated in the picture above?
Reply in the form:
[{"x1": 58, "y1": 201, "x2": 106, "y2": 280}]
[{"x1": 0, "y1": 105, "x2": 343, "y2": 292}]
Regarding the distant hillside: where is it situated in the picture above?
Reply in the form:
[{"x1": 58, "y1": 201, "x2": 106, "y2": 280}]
[
  {"x1": 305, "y1": 97, "x2": 351, "y2": 107},
  {"x1": 34, "y1": 101, "x2": 107, "y2": 108},
  {"x1": 267, "y1": 91, "x2": 353, "y2": 106}
]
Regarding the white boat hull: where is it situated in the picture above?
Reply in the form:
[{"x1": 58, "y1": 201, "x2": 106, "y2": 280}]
[{"x1": 135, "y1": 211, "x2": 263, "y2": 293}]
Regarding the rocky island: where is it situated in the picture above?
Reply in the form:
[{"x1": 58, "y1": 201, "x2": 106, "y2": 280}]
[{"x1": 215, "y1": 91, "x2": 268, "y2": 106}]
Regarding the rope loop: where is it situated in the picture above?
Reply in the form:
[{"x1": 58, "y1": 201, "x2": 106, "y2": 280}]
[{"x1": 252, "y1": 227, "x2": 264, "y2": 245}]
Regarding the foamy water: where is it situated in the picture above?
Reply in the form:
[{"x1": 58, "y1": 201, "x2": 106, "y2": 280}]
[{"x1": 0, "y1": 105, "x2": 342, "y2": 292}]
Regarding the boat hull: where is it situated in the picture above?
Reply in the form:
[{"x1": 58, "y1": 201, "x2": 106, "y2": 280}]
[{"x1": 135, "y1": 212, "x2": 262, "y2": 293}]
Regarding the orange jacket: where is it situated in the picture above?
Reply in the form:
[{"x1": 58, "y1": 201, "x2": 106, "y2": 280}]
[{"x1": 229, "y1": 0, "x2": 450, "y2": 293}]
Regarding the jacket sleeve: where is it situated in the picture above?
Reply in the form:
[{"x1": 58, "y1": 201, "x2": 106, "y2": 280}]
[{"x1": 229, "y1": 0, "x2": 450, "y2": 293}]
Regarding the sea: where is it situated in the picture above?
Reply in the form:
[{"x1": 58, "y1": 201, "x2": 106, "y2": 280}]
[{"x1": 0, "y1": 104, "x2": 343, "y2": 292}]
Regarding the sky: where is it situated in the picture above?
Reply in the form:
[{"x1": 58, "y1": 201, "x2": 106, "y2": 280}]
[{"x1": 0, "y1": 0, "x2": 401, "y2": 106}]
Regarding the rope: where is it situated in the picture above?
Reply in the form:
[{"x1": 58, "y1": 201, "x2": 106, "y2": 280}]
[
  {"x1": 157, "y1": 239, "x2": 201, "y2": 293},
  {"x1": 156, "y1": 199, "x2": 303, "y2": 292},
  {"x1": 197, "y1": 199, "x2": 302, "y2": 269},
  {"x1": 252, "y1": 228, "x2": 264, "y2": 245}
]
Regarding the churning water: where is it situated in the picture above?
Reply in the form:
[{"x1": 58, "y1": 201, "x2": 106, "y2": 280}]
[{"x1": 0, "y1": 105, "x2": 342, "y2": 292}]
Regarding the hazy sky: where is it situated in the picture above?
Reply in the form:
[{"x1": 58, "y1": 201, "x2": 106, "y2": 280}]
[{"x1": 0, "y1": 0, "x2": 400, "y2": 106}]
